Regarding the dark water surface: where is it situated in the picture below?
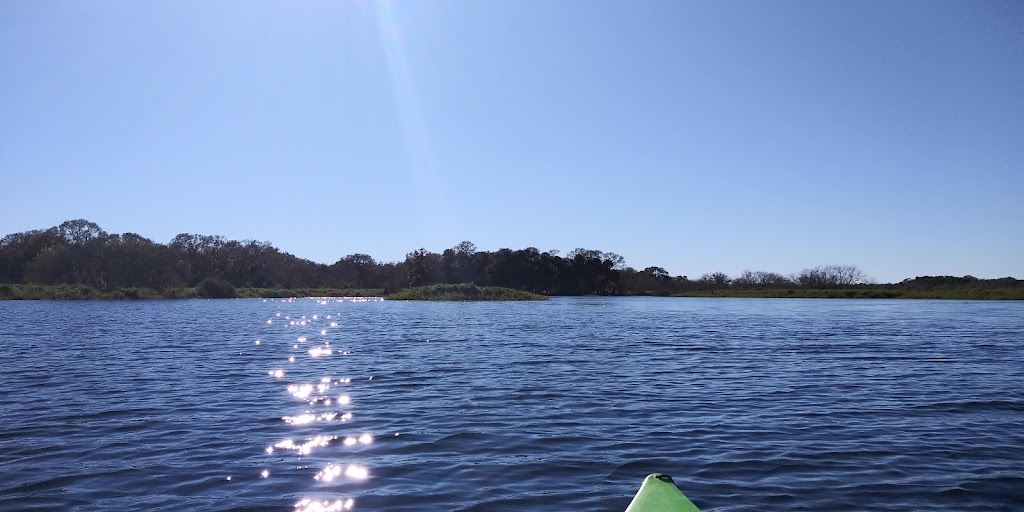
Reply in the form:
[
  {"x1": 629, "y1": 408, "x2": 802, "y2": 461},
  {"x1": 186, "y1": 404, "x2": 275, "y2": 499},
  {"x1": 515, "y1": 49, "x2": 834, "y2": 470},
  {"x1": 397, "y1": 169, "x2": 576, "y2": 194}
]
[{"x1": 1, "y1": 297, "x2": 1022, "y2": 511}]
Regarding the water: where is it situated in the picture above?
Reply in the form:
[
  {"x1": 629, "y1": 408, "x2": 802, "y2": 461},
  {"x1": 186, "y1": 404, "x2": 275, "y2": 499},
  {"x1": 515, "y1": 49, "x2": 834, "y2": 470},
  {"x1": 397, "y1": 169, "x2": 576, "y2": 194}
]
[{"x1": 1, "y1": 297, "x2": 1022, "y2": 511}]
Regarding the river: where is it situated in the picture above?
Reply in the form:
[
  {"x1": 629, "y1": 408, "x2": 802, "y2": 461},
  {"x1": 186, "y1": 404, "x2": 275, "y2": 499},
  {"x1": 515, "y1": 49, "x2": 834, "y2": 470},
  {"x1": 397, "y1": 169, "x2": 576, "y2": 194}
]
[{"x1": 1, "y1": 297, "x2": 1022, "y2": 511}]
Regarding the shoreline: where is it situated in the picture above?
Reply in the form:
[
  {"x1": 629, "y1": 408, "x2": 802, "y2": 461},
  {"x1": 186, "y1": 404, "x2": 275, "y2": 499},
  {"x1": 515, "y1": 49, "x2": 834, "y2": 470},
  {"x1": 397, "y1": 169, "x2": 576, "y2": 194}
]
[
  {"x1": 669, "y1": 288, "x2": 1024, "y2": 300},
  {"x1": 1, "y1": 284, "x2": 1021, "y2": 301}
]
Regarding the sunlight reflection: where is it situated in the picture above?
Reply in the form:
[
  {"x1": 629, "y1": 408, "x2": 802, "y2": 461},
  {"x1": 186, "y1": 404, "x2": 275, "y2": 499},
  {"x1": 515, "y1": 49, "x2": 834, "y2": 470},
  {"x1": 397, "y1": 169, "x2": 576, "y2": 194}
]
[
  {"x1": 295, "y1": 498, "x2": 354, "y2": 512},
  {"x1": 308, "y1": 396, "x2": 336, "y2": 406},
  {"x1": 269, "y1": 435, "x2": 338, "y2": 456},
  {"x1": 345, "y1": 464, "x2": 368, "y2": 480},
  {"x1": 263, "y1": 303, "x2": 377, "y2": 510},
  {"x1": 314, "y1": 463, "x2": 368, "y2": 482},
  {"x1": 288, "y1": 384, "x2": 314, "y2": 399},
  {"x1": 343, "y1": 433, "x2": 373, "y2": 446},
  {"x1": 309, "y1": 346, "x2": 333, "y2": 357},
  {"x1": 315, "y1": 464, "x2": 342, "y2": 481},
  {"x1": 284, "y1": 414, "x2": 316, "y2": 426},
  {"x1": 283, "y1": 412, "x2": 338, "y2": 425}
]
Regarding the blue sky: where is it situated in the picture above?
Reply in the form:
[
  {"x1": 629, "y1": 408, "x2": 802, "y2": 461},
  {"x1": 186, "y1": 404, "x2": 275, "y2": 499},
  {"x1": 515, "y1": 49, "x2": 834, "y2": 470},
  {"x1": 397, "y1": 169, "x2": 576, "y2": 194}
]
[{"x1": 1, "y1": 0, "x2": 1021, "y2": 282}]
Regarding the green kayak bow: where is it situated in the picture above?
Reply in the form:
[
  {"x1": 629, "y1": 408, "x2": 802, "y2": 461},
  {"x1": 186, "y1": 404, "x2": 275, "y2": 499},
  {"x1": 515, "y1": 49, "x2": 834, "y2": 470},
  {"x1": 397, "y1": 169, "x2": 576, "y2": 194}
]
[{"x1": 625, "y1": 474, "x2": 700, "y2": 512}]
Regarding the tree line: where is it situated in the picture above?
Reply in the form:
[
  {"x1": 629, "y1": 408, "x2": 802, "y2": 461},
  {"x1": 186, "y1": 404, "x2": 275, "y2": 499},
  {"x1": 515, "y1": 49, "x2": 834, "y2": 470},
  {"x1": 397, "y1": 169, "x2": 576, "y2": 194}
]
[{"x1": 1, "y1": 220, "x2": 1019, "y2": 296}]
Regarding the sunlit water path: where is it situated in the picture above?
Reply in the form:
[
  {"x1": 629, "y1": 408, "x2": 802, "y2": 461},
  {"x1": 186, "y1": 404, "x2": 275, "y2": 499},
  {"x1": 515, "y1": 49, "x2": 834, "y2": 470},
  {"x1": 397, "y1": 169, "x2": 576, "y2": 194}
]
[{"x1": 1, "y1": 298, "x2": 1022, "y2": 511}]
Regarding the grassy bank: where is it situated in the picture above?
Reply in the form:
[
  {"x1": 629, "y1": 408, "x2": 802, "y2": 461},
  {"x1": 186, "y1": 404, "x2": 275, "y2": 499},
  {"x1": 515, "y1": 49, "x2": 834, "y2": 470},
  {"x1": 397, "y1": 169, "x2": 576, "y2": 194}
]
[
  {"x1": 385, "y1": 283, "x2": 548, "y2": 301},
  {"x1": 0, "y1": 283, "x2": 383, "y2": 300},
  {"x1": 4, "y1": 283, "x2": 1020, "y2": 301},
  {"x1": 671, "y1": 287, "x2": 1024, "y2": 300},
  {"x1": 236, "y1": 287, "x2": 383, "y2": 299},
  {"x1": 0, "y1": 284, "x2": 175, "y2": 300}
]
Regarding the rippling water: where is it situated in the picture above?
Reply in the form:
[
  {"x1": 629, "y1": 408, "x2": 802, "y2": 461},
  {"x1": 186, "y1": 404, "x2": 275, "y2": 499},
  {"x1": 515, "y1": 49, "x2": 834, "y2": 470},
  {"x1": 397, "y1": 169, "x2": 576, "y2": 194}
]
[{"x1": 1, "y1": 297, "x2": 1022, "y2": 511}]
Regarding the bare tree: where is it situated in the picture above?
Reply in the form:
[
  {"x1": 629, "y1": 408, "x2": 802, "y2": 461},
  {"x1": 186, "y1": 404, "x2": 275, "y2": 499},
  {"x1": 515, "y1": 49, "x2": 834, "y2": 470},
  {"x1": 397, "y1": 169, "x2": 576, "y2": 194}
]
[
  {"x1": 797, "y1": 265, "x2": 868, "y2": 288},
  {"x1": 734, "y1": 270, "x2": 794, "y2": 288}
]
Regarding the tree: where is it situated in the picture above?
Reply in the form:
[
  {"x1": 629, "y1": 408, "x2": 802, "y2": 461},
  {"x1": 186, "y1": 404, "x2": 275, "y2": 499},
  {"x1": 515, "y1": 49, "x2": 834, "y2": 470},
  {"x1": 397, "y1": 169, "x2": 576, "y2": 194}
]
[
  {"x1": 45, "y1": 220, "x2": 111, "y2": 286},
  {"x1": 734, "y1": 270, "x2": 793, "y2": 289},
  {"x1": 331, "y1": 253, "x2": 378, "y2": 288},
  {"x1": 24, "y1": 245, "x2": 73, "y2": 284},
  {"x1": 698, "y1": 272, "x2": 731, "y2": 289},
  {"x1": 405, "y1": 249, "x2": 442, "y2": 287},
  {"x1": 57, "y1": 219, "x2": 106, "y2": 246},
  {"x1": 0, "y1": 220, "x2": 909, "y2": 296},
  {"x1": 565, "y1": 248, "x2": 621, "y2": 295},
  {"x1": 797, "y1": 265, "x2": 867, "y2": 288},
  {"x1": 441, "y1": 242, "x2": 479, "y2": 284},
  {"x1": 628, "y1": 266, "x2": 677, "y2": 295},
  {"x1": 644, "y1": 266, "x2": 670, "y2": 279},
  {"x1": 103, "y1": 232, "x2": 174, "y2": 289},
  {"x1": 0, "y1": 228, "x2": 61, "y2": 283},
  {"x1": 170, "y1": 233, "x2": 227, "y2": 285}
]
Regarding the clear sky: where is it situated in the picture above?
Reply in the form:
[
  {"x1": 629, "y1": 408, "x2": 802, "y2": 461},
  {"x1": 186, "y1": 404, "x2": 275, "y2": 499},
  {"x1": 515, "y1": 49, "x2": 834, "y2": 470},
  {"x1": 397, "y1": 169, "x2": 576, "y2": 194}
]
[{"x1": 1, "y1": 0, "x2": 1021, "y2": 283}]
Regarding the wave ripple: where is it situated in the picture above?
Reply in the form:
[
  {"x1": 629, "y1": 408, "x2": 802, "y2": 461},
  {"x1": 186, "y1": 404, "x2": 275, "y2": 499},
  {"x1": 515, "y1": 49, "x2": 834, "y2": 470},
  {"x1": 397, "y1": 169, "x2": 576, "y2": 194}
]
[{"x1": 1, "y1": 298, "x2": 1022, "y2": 511}]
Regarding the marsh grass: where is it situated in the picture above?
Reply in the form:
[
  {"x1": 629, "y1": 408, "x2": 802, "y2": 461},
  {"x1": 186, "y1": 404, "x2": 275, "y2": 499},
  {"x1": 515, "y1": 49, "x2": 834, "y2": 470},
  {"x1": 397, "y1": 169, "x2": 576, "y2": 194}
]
[
  {"x1": 235, "y1": 287, "x2": 384, "y2": 298},
  {"x1": 0, "y1": 284, "x2": 384, "y2": 300},
  {"x1": 386, "y1": 283, "x2": 547, "y2": 301}
]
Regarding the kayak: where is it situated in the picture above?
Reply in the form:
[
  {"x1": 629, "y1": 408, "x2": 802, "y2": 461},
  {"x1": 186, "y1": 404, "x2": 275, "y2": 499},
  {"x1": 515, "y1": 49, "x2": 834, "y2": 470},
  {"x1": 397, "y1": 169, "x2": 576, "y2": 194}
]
[{"x1": 625, "y1": 473, "x2": 700, "y2": 512}]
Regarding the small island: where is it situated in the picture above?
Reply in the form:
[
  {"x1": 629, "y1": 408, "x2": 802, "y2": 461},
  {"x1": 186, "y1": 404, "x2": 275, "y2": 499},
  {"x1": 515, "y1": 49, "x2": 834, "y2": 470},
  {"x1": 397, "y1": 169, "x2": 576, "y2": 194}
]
[{"x1": 386, "y1": 283, "x2": 547, "y2": 301}]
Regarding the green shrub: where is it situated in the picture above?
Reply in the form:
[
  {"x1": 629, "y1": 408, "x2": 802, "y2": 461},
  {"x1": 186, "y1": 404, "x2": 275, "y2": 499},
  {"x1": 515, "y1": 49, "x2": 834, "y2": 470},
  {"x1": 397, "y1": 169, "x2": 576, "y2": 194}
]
[{"x1": 197, "y1": 278, "x2": 237, "y2": 299}]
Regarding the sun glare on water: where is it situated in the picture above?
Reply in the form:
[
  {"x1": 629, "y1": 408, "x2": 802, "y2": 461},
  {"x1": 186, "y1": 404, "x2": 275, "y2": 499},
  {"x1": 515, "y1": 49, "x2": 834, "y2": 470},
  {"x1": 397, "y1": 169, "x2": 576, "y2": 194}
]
[{"x1": 257, "y1": 297, "x2": 382, "y2": 509}]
